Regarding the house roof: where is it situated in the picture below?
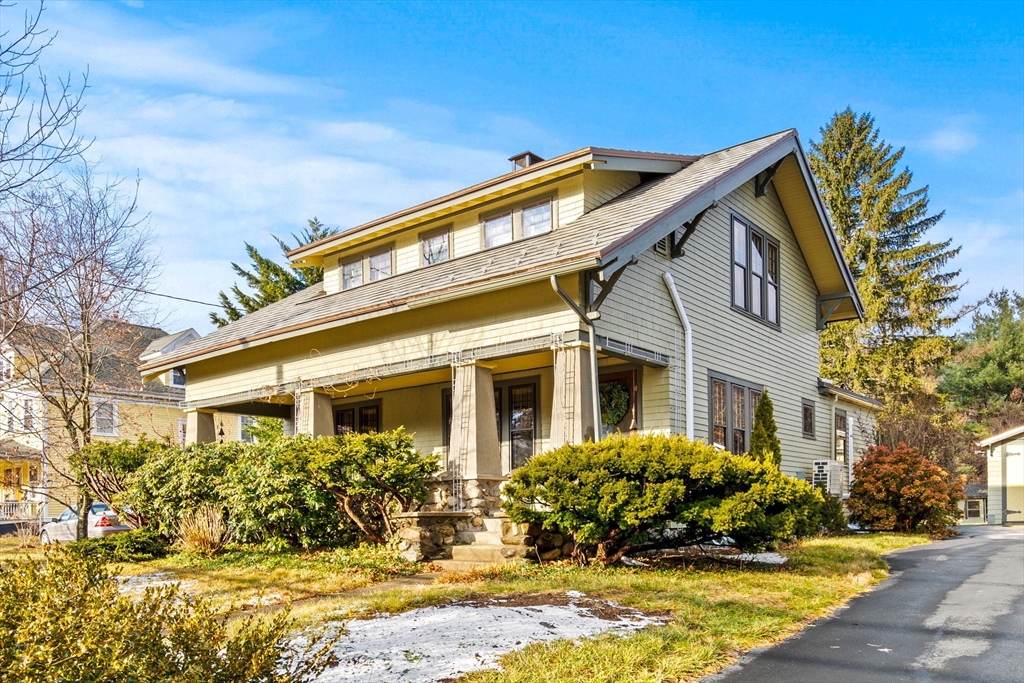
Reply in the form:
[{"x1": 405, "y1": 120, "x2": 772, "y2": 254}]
[
  {"x1": 978, "y1": 425, "x2": 1024, "y2": 447},
  {"x1": 140, "y1": 328, "x2": 199, "y2": 360},
  {"x1": 141, "y1": 129, "x2": 862, "y2": 374},
  {"x1": 964, "y1": 483, "x2": 988, "y2": 499},
  {"x1": 817, "y1": 378, "x2": 884, "y2": 411}
]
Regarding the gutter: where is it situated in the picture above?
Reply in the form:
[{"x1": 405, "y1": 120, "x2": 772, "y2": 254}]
[
  {"x1": 662, "y1": 273, "x2": 694, "y2": 439},
  {"x1": 549, "y1": 275, "x2": 602, "y2": 442}
]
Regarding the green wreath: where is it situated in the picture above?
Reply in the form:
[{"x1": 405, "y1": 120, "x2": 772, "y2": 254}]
[{"x1": 600, "y1": 381, "x2": 631, "y2": 426}]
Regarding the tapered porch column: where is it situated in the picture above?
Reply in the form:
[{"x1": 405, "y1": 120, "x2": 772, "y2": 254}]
[
  {"x1": 296, "y1": 389, "x2": 334, "y2": 437},
  {"x1": 550, "y1": 342, "x2": 596, "y2": 447},
  {"x1": 184, "y1": 409, "x2": 216, "y2": 444},
  {"x1": 449, "y1": 361, "x2": 501, "y2": 479}
]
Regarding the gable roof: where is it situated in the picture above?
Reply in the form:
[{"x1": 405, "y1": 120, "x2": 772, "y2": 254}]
[
  {"x1": 140, "y1": 328, "x2": 200, "y2": 361},
  {"x1": 141, "y1": 129, "x2": 861, "y2": 374},
  {"x1": 978, "y1": 425, "x2": 1024, "y2": 447}
]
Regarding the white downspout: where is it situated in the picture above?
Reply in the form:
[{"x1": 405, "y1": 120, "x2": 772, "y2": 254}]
[
  {"x1": 550, "y1": 275, "x2": 603, "y2": 442},
  {"x1": 663, "y1": 273, "x2": 693, "y2": 439}
]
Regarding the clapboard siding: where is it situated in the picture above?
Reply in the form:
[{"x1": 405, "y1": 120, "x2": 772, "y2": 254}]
[
  {"x1": 583, "y1": 170, "x2": 641, "y2": 212},
  {"x1": 598, "y1": 178, "x2": 833, "y2": 478}
]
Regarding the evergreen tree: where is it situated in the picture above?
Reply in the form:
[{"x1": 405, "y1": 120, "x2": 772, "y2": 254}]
[
  {"x1": 211, "y1": 218, "x2": 334, "y2": 327},
  {"x1": 750, "y1": 389, "x2": 781, "y2": 467},
  {"x1": 809, "y1": 109, "x2": 962, "y2": 401}
]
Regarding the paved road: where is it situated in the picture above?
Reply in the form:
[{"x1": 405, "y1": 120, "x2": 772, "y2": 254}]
[{"x1": 708, "y1": 526, "x2": 1024, "y2": 683}]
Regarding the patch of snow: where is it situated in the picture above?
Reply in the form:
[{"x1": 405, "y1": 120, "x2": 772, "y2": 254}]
[
  {"x1": 733, "y1": 552, "x2": 788, "y2": 565},
  {"x1": 619, "y1": 556, "x2": 649, "y2": 567},
  {"x1": 564, "y1": 590, "x2": 586, "y2": 598},
  {"x1": 117, "y1": 572, "x2": 198, "y2": 594},
  {"x1": 314, "y1": 593, "x2": 666, "y2": 682}
]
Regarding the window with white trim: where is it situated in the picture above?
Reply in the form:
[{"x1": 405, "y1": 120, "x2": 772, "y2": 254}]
[
  {"x1": 22, "y1": 398, "x2": 36, "y2": 433},
  {"x1": 92, "y1": 401, "x2": 118, "y2": 436},
  {"x1": 732, "y1": 215, "x2": 780, "y2": 325},
  {"x1": 177, "y1": 418, "x2": 187, "y2": 445},
  {"x1": 170, "y1": 368, "x2": 186, "y2": 387},
  {"x1": 239, "y1": 415, "x2": 258, "y2": 444},
  {"x1": 0, "y1": 356, "x2": 12, "y2": 381},
  {"x1": 966, "y1": 500, "x2": 982, "y2": 519}
]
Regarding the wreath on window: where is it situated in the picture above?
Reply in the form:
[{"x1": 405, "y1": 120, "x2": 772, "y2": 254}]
[{"x1": 600, "y1": 381, "x2": 631, "y2": 426}]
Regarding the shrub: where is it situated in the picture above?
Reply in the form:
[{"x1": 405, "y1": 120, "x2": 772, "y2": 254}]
[
  {"x1": 177, "y1": 503, "x2": 231, "y2": 556},
  {"x1": 749, "y1": 389, "x2": 781, "y2": 467},
  {"x1": 71, "y1": 436, "x2": 173, "y2": 528},
  {"x1": 503, "y1": 433, "x2": 821, "y2": 564},
  {"x1": 0, "y1": 547, "x2": 337, "y2": 683},
  {"x1": 847, "y1": 443, "x2": 964, "y2": 535},
  {"x1": 68, "y1": 528, "x2": 169, "y2": 562},
  {"x1": 300, "y1": 429, "x2": 441, "y2": 544},
  {"x1": 815, "y1": 486, "x2": 848, "y2": 535}
]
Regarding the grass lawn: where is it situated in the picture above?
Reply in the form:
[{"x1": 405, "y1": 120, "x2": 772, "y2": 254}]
[{"x1": 287, "y1": 533, "x2": 930, "y2": 682}]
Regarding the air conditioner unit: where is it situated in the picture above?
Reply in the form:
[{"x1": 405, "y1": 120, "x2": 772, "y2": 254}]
[{"x1": 812, "y1": 460, "x2": 844, "y2": 496}]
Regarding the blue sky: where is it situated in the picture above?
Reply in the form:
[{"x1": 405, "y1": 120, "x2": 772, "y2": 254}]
[{"x1": 38, "y1": 0, "x2": 1024, "y2": 334}]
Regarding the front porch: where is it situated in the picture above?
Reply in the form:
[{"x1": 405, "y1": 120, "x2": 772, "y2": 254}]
[
  {"x1": 182, "y1": 331, "x2": 672, "y2": 561},
  {"x1": 1, "y1": 439, "x2": 47, "y2": 524}
]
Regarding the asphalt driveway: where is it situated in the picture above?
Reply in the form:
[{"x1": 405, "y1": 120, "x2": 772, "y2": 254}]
[{"x1": 708, "y1": 525, "x2": 1024, "y2": 683}]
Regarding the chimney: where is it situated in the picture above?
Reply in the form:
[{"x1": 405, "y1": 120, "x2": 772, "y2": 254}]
[{"x1": 509, "y1": 151, "x2": 545, "y2": 171}]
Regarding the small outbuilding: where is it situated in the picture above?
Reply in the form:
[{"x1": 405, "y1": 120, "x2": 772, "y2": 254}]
[
  {"x1": 978, "y1": 425, "x2": 1024, "y2": 525},
  {"x1": 958, "y1": 483, "x2": 988, "y2": 525}
]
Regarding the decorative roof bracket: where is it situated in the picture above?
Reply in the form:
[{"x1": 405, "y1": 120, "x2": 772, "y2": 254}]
[
  {"x1": 671, "y1": 204, "x2": 711, "y2": 258},
  {"x1": 588, "y1": 256, "x2": 638, "y2": 312},
  {"x1": 816, "y1": 292, "x2": 854, "y2": 330},
  {"x1": 755, "y1": 160, "x2": 784, "y2": 197}
]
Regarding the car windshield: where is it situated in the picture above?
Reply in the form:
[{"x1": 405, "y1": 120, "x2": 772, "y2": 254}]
[{"x1": 89, "y1": 503, "x2": 110, "y2": 514}]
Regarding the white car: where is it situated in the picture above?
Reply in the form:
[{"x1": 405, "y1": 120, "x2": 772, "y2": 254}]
[{"x1": 40, "y1": 502, "x2": 131, "y2": 544}]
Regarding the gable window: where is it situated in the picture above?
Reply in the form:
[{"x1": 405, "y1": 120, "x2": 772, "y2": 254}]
[
  {"x1": 802, "y1": 400, "x2": 816, "y2": 439},
  {"x1": 170, "y1": 368, "x2": 186, "y2": 387},
  {"x1": 92, "y1": 401, "x2": 117, "y2": 436},
  {"x1": 732, "y1": 216, "x2": 780, "y2": 326},
  {"x1": 334, "y1": 401, "x2": 381, "y2": 435},
  {"x1": 484, "y1": 213, "x2": 513, "y2": 248},
  {"x1": 709, "y1": 372, "x2": 763, "y2": 454},
  {"x1": 420, "y1": 228, "x2": 450, "y2": 266}
]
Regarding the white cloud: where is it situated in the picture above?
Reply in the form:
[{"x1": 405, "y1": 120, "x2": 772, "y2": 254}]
[{"x1": 920, "y1": 119, "x2": 980, "y2": 155}]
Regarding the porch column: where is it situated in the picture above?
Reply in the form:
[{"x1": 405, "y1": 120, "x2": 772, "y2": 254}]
[
  {"x1": 449, "y1": 361, "x2": 501, "y2": 479},
  {"x1": 550, "y1": 342, "x2": 595, "y2": 447},
  {"x1": 296, "y1": 389, "x2": 334, "y2": 437},
  {"x1": 184, "y1": 409, "x2": 216, "y2": 444}
]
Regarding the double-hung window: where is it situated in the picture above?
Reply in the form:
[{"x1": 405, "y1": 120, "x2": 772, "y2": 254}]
[
  {"x1": 710, "y1": 372, "x2": 763, "y2": 454},
  {"x1": 420, "y1": 228, "x2": 450, "y2": 266},
  {"x1": 92, "y1": 401, "x2": 117, "y2": 436},
  {"x1": 482, "y1": 197, "x2": 553, "y2": 249},
  {"x1": 834, "y1": 409, "x2": 848, "y2": 464},
  {"x1": 334, "y1": 402, "x2": 380, "y2": 435},
  {"x1": 732, "y1": 216, "x2": 780, "y2": 325},
  {"x1": 170, "y1": 368, "x2": 186, "y2": 387},
  {"x1": 341, "y1": 247, "x2": 394, "y2": 290},
  {"x1": 802, "y1": 399, "x2": 816, "y2": 439}
]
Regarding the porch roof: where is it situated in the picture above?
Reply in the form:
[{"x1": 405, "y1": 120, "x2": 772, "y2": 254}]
[{"x1": 141, "y1": 129, "x2": 861, "y2": 375}]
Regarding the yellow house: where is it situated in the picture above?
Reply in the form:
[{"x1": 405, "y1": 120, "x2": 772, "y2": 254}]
[
  {"x1": 140, "y1": 130, "x2": 866, "y2": 553},
  {"x1": 0, "y1": 326, "x2": 249, "y2": 521}
]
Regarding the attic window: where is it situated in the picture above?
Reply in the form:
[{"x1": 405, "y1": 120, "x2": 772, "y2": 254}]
[
  {"x1": 482, "y1": 197, "x2": 554, "y2": 250},
  {"x1": 342, "y1": 246, "x2": 395, "y2": 290}
]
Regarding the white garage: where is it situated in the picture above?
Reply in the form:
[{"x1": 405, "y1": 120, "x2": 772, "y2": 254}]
[{"x1": 980, "y1": 425, "x2": 1024, "y2": 525}]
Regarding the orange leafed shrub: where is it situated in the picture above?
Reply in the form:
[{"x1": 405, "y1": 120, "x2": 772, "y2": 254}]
[{"x1": 847, "y1": 443, "x2": 964, "y2": 535}]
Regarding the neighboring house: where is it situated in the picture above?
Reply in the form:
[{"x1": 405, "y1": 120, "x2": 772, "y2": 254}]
[
  {"x1": 979, "y1": 425, "x2": 1024, "y2": 525},
  {"x1": 0, "y1": 325, "x2": 229, "y2": 521},
  {"x1": 141, "y1": 128, "x2": 869, "y2": 527},
  {"x1": 816, "y1": 379, "x2": 882, "y2": 497},
  {"x1": 959, "y1": 483, "x2": 988, "y2": 525}
]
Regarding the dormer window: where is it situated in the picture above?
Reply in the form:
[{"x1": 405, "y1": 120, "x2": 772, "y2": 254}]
[
  {"x1": 420, "y1": 228, "x2": 450, "y2": 266},
  {"x1": 170, "y1": 368, "x2": 186, "y2": 387},
  {"x1": 484, "y1": 213, "x2": 513, "y2": 249},
  {"x1": 481, "y1": 197, "x2": 555, "y2": 250},
  {"x1": 341, "y1": 246, "x2": 395, "y2": 291}
]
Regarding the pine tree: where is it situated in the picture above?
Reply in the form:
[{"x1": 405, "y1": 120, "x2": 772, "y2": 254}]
[
  {"x1": 750, "y1": 389, "x2": 781, "y2": 467},
  {"x1": 211, "y1": 218, "x2": 334, "y2": 327},
  {"x1": 809, "y1": 109, "x2": 962, "y2": 401}
]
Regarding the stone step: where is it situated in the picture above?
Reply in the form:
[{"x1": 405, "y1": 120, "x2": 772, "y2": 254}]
[
  {"x1": 454, "y1": 530, "x2": 503, "y2": 545},
  {"x1": 481, "y1": 517, "x2": 503, "y2": 533},
  {"x1": 432, "y1": 559, "x2": 512, "y2": 573},
  {"x1": 451, "y1": 544, "x2": 506, "y2": 562}
]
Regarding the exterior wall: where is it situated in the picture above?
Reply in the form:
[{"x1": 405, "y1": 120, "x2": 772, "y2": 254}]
[
  {"x1": 958, "y1": 498, "x2": 988, "y2": 525},
  {"x1": 184, "y1": 279, "x2": 580, "y2": 405},
  {"x1": 985, "y1": 435, "x2": 1024, "y2": 524},
  {"x1": 597, "y1": 178, "x2": 831, "y2": 479}
]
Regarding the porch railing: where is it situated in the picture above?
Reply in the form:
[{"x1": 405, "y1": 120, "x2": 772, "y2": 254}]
[{"x1": 0, "y1": 500, "x2": 41, "y2": 521}]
